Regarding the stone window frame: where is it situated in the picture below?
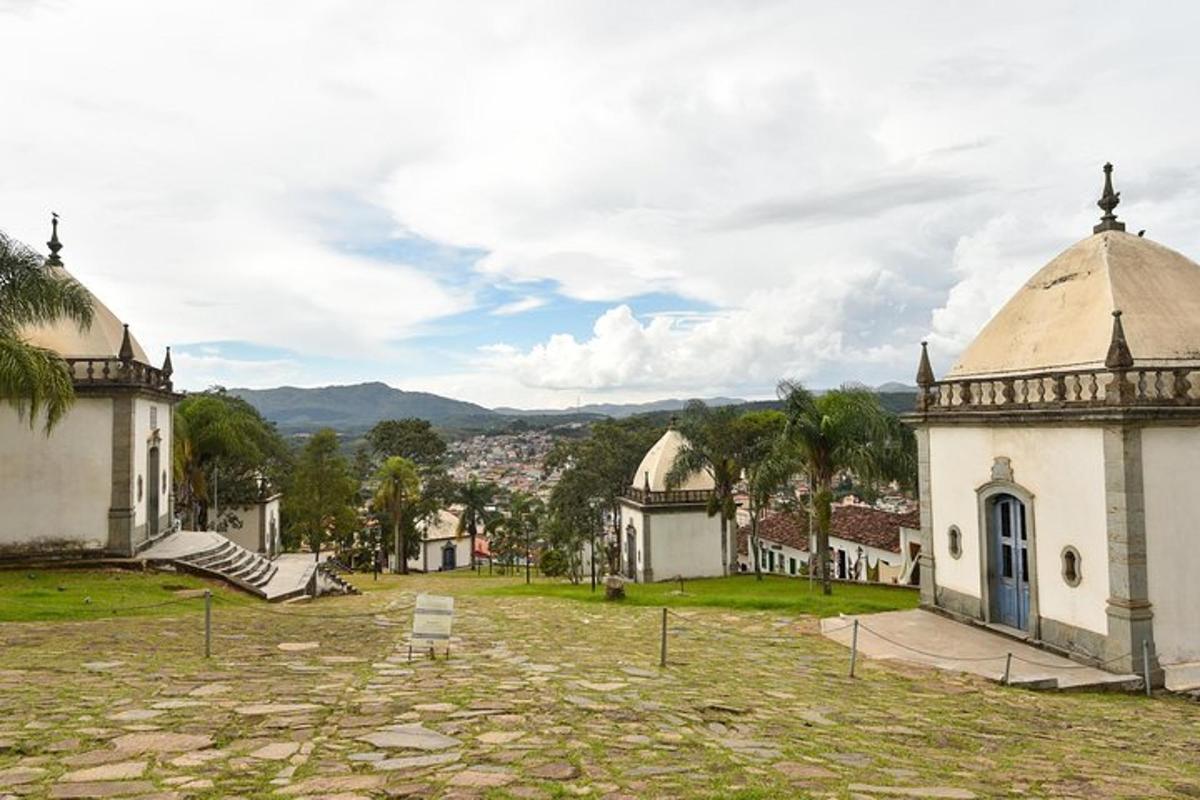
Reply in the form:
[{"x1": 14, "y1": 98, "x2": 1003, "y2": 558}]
[
  {"x1": 947, "y1": 525, "x2": 963, "y2": 559},
  {"x1": 1061, "y1": 545, "x2": 1082, "y2": 587}
]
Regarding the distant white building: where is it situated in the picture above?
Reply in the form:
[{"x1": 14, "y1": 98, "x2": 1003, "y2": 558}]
[
  {"x1": 617, "y1": 422, "x2": 724, "y2": 582},
  {"x1": 222, "y1": 493, "x2": 283, "y2": 558},
  {"x1": 405, "y1": 508, "x2": 477, "y2": 573},
  {"x1": 0, "y1": 217, "x2": 177, "y2": 557},
  {"x1": 911, "y1": 164, "x2": 1200, "y2": 688}
]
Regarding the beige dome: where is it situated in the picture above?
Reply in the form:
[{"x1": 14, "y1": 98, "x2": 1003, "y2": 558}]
[
  {"x1": 632, "y1": 428, "x2": 715, "y2": 492},
  {"x1": 949, "y1": 230, "x2": 1200, "y2": 379},
  {"x1": 20, "y1": 264, "x2": 149, "y2": 363}
]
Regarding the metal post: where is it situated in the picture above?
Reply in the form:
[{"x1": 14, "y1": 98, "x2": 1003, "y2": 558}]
[
  {"x1": 660, "y1": 608, "x2": 668, "y2": 667},
  {"x1": 1143, "y1": 639, "x2": 1152, "y2": 697},
  {"x1": 1003, "y1": 652, "x2": 1012, "y2": 686},
  {"x1": 203, "y1": 590, "x2": 212, "y2": 658},
  {"x1": 849, "y1": 619, "x2": 859, "y2": 678}
]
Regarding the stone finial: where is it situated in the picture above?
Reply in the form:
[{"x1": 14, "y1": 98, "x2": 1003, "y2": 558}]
[
  {"x1": 161, "y1": 346, "x2": 173, "y2": 377},
  {"x1": 1094, "y1": 162, "x2": 1127, "y2": 234},
  {"x1": 915, "y1": 341, "x2": 935, "y2": 387},
  {"x1": 1105, "y1": 310, "x2": 1134, "y2": 370},
  {"x1": 46, "y1": 212, "x2": 63, "y2": 266},
  {"x1": 119, "y1": 324, "x2": 135, "y2": 363}
]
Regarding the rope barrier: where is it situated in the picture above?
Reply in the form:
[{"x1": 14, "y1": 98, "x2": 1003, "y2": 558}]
[{"x1": 0, "y1": 595, "x2": 202, "y2": 615}]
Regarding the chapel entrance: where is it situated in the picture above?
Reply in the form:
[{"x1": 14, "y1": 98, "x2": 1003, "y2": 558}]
[
  {"x1": 147, "y1": 445, "x2": 161, "y2": 537},
  {"x1": 988, "y1": 494, "x2": 1030, "y2": 631},
  {"x1": 441, "y1": 543, "x2": 456, "y2": 571},
  {"x1": 626, "y1": 527, "x2": 637, "y2": 580}
]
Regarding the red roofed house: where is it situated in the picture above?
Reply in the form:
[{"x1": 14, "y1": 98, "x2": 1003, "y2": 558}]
[{"x1": 736, "y1": 501, "x2": 921, "y2": 584}]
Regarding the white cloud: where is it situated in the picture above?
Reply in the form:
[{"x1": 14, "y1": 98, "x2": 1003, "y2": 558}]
[{"x1": 3, "y1": 2, "x2": 1200, "y2": 401}]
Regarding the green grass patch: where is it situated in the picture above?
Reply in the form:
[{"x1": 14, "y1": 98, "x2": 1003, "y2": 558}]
[
  {"x1": 481, "y1": 573, "x2": 918, "y2": 616},
  {"x1": 0, "y1": 568, "x2": 254, "y2": 622}
]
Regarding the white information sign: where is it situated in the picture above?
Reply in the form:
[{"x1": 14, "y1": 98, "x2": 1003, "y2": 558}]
[{"x1": 411, "y1": 593, "x2": 454, "y2": 657}]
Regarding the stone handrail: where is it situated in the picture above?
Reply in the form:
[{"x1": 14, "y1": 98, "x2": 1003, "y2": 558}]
[
  {"x1": 65, "y1": 357, "x2": 174, "y2": 392},
  {"x1": 624, "y1": 487, "x2": 714, "y2": 505},
  {"x1": 916, "y1": 366, "x2": 1200, "y2": 413}
]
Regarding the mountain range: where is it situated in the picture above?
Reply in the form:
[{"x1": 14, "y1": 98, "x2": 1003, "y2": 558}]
[{"x1": 231, "y1": 382, "x2": 917, "y2": 434}]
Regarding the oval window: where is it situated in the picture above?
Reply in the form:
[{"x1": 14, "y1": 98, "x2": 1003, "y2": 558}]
[
  {"x1": 1062, "y1": 546, "x2": 1081, "y2": 587},
  {"x1": 948, "y1": 525, "x2": 962, "y2": 559}
]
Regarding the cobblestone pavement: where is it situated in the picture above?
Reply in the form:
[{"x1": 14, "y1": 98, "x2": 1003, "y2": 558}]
[{"x1": 1, "y1": 573, "x2": 1198, "y2": 799}]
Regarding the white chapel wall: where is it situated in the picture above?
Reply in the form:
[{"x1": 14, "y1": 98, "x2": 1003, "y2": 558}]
[
  {"x1": 649, "y1": 510, "x2": 724, "y2": 579},
  {"x1": 0, "y1": 399, "x2": 113, "y2": 551},
  {"x1": 928, "y1": 425, "x2": 1109, "y2": 634},
  {"x1": 1141, "y1": 426, "x2": 1200, "y2": 665}
]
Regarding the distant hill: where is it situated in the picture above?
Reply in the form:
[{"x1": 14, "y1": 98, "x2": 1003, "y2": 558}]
[
  {"x1": 493, "y1": 396, "x2": 747, "y2": 419},
  {"x1": 231, "y1": 382, "x2": 501, "y2": 433}
]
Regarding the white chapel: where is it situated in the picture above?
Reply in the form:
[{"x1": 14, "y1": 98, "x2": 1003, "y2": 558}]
[
  {"x1": 0, "y1": 218, "x2": 177, "y2": 557},
  {"x1": 912, "y1": 164, "x2": 1200, "y2": 687},
  {"x1": 617, "y1": 422, "x2": 725, "y2": 582}
]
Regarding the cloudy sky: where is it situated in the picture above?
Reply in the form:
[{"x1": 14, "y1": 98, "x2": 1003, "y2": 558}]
[{"x1": 3, "y1": 2, "x2": 1200, "y2": 408}]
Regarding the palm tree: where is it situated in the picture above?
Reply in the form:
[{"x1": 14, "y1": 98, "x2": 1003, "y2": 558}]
[
  {"x1": 0, "y1": 227, "x2": 93, "y2": 431},
  {"x1": 667, "y1": 403, "x2": 744, "y2": 576},
  {"x1": 374, "y1": 456, "x2": 420, "y2": 574},
  {"x1": 454, "y1": 476, "x2": 497, "y2": 571},
  {"x1": 778, "y1": 381, "x2": 912, "y2": 595}
]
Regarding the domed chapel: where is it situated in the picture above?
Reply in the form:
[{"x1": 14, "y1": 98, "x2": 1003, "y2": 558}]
[
  {"x1": 911, "y1": 164, "x2": 1200, "y2": 688},
  {"x1": 0, "y1": 217, "x2": 178, "y2": 557}
]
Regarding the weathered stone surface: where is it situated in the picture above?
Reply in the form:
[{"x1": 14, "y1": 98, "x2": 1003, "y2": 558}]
[
  {"x1": 0, "y1": 766, "x2": 46, "y2": 787},
  {"x1": 233, "y1": 702, "x2": 322, "y2": 716},
  {"x1": 774, "y1": 761, "x2": 836, "y2": 780},
  {"x1": 111, "y1": 732, "x2": 213, "y2": 754},
  {"x1": 107, "y1": 709, "x2": 162, "y2": 722},
  {"x1": 374, "y1": 751, "x2": 461, "y2": 771},
  {"x1": 448, "y1": 768, "x2": 516, "y2": 788},
  {"x1": 59, "y1": 761, "x2": 147, "y2": 782},
  {"x1": 848, "y1": 785, "x2": 977, "y2": 799},
  {"x1": 277, "y1": 641, "x2": 320, "y2": 651},
  {"x1": 250, "y1": 741, "x2": 300, "y2": 760},
  {"x1": 277, "y1": 774, "x2": 386, "y2": 795},
  {"x1": 48, "y1": 780, "x2": 157, "y2": 798},
  {"x1": 358, "y1": 724, "x2": 460, "y2": 751},
  {"x1": 478, "y1": 730, "x2": 524, "y2": 744},
  {"x1": 527, "y1": 762, "x2": 580, "y2": 780}
]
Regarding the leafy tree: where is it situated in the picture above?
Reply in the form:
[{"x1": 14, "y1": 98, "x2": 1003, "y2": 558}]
[
  {"x1": 733, "y1": 410, "x2": 789, "y2": 581},
  {"x1": 666, "y1": 402, "x2": 745, "y2": 576},
  {"x1": 453, "y1": 475, "x2": 497, "y2": 571},
  {"x1": 174, "y1": 389, "x2": 289, "y2": 530},
  {"x1": 778, "y1": 382, "x2": 912, "y2": 594},
  {"x1": 368, "y1": 418, "x2": 447, "y2": 468},
  {"x1": 287, "y1": 429, "x2": 358, "y2": 560},
  {"x1": 544, "y1": 416, "x2": 660, "y2": 573},
  {"x1": 545, "y1": 467, "x2": 604, "y2": 585},
  {"x1": 0, "y1": 228, "x2": 93, "y2": 431}
]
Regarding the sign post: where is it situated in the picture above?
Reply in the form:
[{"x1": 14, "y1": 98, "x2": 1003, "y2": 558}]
[{"x1": 410, "y1": 594, "x2": 454, "y2": 660}]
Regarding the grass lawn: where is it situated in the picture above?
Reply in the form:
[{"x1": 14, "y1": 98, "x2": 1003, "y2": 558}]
[
  {"x1": 0, "y1": 567, "x2": 254, "y2": 622},
  {"x1": 480, "y1": 572, "x2": 919, "y2": 616}
]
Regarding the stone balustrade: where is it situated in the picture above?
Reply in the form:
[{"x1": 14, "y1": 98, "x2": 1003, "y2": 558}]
[
  {"x1": 65, "y1": 357, "x2": 174, "y2": 392},
  {"x1": 624, "y1": 487, "x2": 714, "y2": 505},
  {"x1": 916, "y1": 366, "x2": 1200, "y2": 413}
]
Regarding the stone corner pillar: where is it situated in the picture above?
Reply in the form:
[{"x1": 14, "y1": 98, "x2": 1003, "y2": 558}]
[
  {"x1": 641, "y1": 512, "x2": 653, "y2": 584},
  {"x1": 107, "y1": 394, "x2": 136, "y2": 557},
  {"x1": 1102, "y1": 424, "x2": 1162, "y2": 684},
  {"x1": 915, "y1": 426, "x2": 937, "y2": 608}
]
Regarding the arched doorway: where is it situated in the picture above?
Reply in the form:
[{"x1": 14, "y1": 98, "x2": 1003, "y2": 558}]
[
  {"x1": 147, "y1": 445, "x2": 161, "y2": 537},
  {"x1": 988, "y1": 493, "x2": 1030, "y2": 631},
  {"x1": 441, "y1": 542, "x2": 456, "y2": 571}
]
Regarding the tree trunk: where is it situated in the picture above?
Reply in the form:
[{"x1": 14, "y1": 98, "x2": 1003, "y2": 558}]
[
  {"x1": 751, "y1": 510, "x2": 763, "y2": 581},
  {"x1": 469, "y1": 520, "x2": 477, "y2": 572},
  {"x1": 393, "y1": 514, "x2": 401, "y2": 575},
  {"x1": 816, "y1": 482, "x2": 833, "y2": 595}
]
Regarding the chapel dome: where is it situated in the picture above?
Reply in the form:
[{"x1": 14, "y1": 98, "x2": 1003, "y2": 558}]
[
  {"x1": 632, "y1": 426, "x2": 715, "y2": 492},
  {"x1": 17, "y1": 220, "x2": 150, "y2": 363},
  {"x1": 948, "y1": 167, "x2": 1200, "y2": 379}
]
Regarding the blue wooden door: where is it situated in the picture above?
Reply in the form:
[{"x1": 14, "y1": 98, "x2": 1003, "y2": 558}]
[{"x1": 991, "y1": 496, "x2": 1029, "y2": 630}]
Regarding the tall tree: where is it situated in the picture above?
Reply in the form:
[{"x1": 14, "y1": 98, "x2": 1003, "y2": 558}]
[
  {"x1": 733, "y1": 410, "x2": 789, "y2": 581},
  {"x1": 666, "y1": 402, "x2": 744, "y2": 575},
  {"x1": 546, "y1": 465, "x2": 604, "y2": 586},
  {"x1": 174, "y1": 389, "x2": 289, "y2": 530},
  {"x1": 501, "y1": 491, "x2": 544, "y2": 584},
  {"x1": 779, "y1": 382, "x2": 912, "y2": 594},
  {"x1": 453, "y1": 475, "x2": 497, "y2": 571},
  {"x1": 373, "y1": 456, "x2": 421, "y2": 574},
  {"x1": 0, "y1": 228, "x2": 93, "y2": 431},
  {"x1": 367, "y1": 418, "x2": 447, "y2": 468},
  {"x1": 288, "y1": 429, "x2": 359, "y2": 560}
]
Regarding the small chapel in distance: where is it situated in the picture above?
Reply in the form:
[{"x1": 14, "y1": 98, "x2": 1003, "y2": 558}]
[
  {"x1": 911, "y1": 164, "x2": 1200, "y2": 688},
  {"x1": 0, "y1": 218, "x2": 177, "y2": 557}
]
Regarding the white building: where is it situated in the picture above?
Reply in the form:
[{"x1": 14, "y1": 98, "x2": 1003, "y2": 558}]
[
  {"x1": 405, "y1": 508, "x2": 476, "y2": 573},
  {"x1": 0, "y1": 218, "x2": 177, "y2": 557},
  {"x1": 911, "y1": 164, "x2": 1200, "y2": 687},
  {"x1": 222, "y1": 493, "x2": 283, "y2": 557},
  {"x1": 736, "y1": 503, "x2": 920, "y2": 584},
  {"x1": 617, "y1": 423, "x2": 724, "y2": 582}
]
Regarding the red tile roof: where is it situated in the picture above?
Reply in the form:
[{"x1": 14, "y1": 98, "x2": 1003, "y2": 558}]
[{"x1": 737, "y1": 505, "x2": 919, "y2": 555}]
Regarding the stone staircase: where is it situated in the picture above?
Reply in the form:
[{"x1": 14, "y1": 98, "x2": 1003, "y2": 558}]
[{"x1": 142, "y1": 532, "x2": 278, "y2": 599}]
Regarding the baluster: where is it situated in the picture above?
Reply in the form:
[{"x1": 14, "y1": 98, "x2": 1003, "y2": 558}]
[
  {"x1": 85, "y1": 360, "x2": 94, "y2": 381},
  {"x1": 960, "y1": 381, "x2": 972, "y2": 408},
  {"x1": 1001, "y1": 378, "x2": 1015, "y2": 404},
  {"x1": 1137, "y1": 371, "x2": 1148, "y2": 401},
  {"x1": 1035, "y1": 377, "x2": 1046, "y2": 404},
  {"x1": 1053, "y1": 374, "x2": 1066, "y2": 404}
]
